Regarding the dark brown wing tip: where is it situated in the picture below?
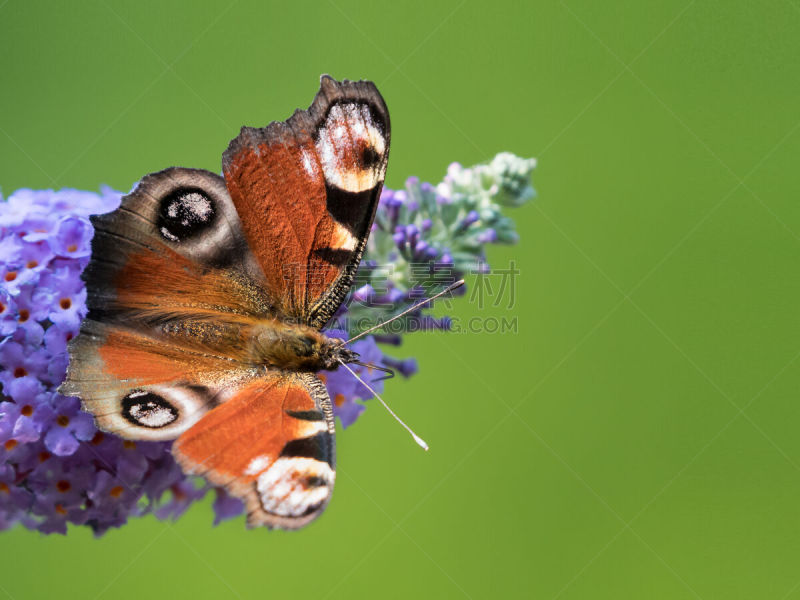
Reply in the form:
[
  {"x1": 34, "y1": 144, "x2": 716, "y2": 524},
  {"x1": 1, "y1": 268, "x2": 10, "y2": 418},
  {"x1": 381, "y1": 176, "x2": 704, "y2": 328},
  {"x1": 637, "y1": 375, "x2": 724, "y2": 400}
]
[
  {"x1": 313, "y1": 74, "x2": 387, "y2": 114},
  {"x1": 319, "y1": 73, "x2": 336, "y2": 86},
  {"x1": 222, "y1": 76, "x2": 389, "y2": 173},
  {"x1": 318, "y1": 73, "x2": 378, "y2": 92}
]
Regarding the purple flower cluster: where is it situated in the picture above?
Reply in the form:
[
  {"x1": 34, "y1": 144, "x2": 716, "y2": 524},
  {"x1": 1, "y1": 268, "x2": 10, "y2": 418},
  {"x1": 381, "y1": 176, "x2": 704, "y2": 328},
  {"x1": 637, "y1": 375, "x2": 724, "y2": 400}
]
[{"x1": 0, "y1": 186, "x2": 415, "y2": 535}]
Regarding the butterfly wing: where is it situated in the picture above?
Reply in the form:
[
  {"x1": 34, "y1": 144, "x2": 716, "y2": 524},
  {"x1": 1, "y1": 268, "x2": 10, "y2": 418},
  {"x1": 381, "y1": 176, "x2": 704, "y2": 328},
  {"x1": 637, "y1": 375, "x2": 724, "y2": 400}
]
[
  {"x1": 60, "y1": 167, "x2": 268, "y2": 439},
  {"x1": 80, "y1": 166, "x2": 272, "y2": 333},
  {"x1": 222, "y1": 75, "x2": 391, "y2": 328},
  {"x1": 172, "y1": 371, "x2": 336, "y2": 529},
  {"x1": 59, "y1": 320, "x2": 257, "y2": 441}
]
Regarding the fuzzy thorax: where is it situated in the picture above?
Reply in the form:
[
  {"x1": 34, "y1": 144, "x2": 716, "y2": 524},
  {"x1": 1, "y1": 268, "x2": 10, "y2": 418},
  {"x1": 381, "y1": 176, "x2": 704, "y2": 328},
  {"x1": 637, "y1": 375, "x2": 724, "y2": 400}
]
[{"x1": 248, "y1": 319, "x2": 357, "y2": 371}]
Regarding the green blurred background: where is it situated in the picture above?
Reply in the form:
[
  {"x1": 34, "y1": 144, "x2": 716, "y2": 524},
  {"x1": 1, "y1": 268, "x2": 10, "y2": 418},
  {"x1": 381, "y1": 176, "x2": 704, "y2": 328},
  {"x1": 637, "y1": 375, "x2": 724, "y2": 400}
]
[{"x1": 2, "y1": 0, "x2": 800, "y2": 598}]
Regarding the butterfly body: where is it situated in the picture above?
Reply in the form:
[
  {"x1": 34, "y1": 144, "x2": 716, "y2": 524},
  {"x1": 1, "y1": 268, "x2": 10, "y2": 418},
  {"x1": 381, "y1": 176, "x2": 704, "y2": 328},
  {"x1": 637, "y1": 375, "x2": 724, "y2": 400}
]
[
  {"x1": 60, "y1": 76, "x2": 390, "y2": 529},
  {"x1": 247, "y1": 318, "x2": 358, "y2": 371}
]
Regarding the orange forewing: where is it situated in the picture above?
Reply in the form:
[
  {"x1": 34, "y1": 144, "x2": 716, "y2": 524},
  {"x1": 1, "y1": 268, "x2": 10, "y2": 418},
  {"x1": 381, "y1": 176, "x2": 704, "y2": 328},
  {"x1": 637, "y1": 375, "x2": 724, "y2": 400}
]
[
  {"x1": 114, "y1": 247, "x2": 268, "y2": 321},
  {"x1": 223, "y1": 139, "x2": 339, "y2": 315},
  {"x1": 222, "y1": 76, "x2": 390, "y2": 327}
]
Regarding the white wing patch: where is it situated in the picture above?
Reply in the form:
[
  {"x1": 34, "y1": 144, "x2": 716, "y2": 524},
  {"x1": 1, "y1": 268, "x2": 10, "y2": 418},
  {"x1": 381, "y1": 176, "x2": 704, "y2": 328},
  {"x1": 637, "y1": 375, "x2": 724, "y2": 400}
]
[
  {"x1": 330, "y1": 222, "x2": 358, "y2": 251},
  {"x1": 245, "y1": 454, "x2": 273, "y2": 476},
  {"x1": 300, "y1": 148, "x2": 319, "y2": 178},
  {"x1": 315, "y1": 102, "x2": 386, "y2": 193},
  {"x1": 256, "y1": 457, "x2": 335, "y2": 517}
]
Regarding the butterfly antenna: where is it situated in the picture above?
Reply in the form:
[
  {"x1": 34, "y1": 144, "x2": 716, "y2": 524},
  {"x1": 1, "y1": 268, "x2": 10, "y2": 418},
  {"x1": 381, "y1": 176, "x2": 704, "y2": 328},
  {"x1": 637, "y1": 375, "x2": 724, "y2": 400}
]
[
  {"x1": 345, "y1": 279, "x2": 465, "y2": 345},
  {"x1": 338, "y1": 361, "x2": 429, "y2": 451},
  {"x1": 351, "y1": 361, "x2": 395, "y2": 381}
]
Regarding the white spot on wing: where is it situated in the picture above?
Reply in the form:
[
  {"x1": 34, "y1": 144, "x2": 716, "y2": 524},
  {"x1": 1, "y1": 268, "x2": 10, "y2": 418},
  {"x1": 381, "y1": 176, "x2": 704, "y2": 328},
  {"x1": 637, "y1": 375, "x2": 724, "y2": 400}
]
[
  {"x1": 331, "y1": 222, "x2": 357, "y2": 251},
  {"x1": 315, "y1": 103, "x2": 386, "y2": 193},
  {"x1": 245, "y1": 454, "x2": 272, "y2": 476},
  {"x1": 300, "y1": 149, "x2": 318, "y2": 178},
  {"x1": 128, "y1": 401, "x2": 175, "y2": 428},
  {"x1": 294, "y1": 418, "x2": 328, "y2": 438},
  {"x1": 160, "y1": 226, "x2": 179, "y2": 242},
  {"x1": 256, "y1": 457, "x2": 335, "y2": 517}
]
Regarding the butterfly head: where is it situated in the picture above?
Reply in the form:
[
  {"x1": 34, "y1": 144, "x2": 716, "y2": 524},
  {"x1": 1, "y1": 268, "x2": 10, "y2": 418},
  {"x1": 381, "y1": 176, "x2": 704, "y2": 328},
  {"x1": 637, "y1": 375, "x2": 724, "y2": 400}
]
[{"x1": 317, "y1": 336, "x2": 360, "y2": 371}]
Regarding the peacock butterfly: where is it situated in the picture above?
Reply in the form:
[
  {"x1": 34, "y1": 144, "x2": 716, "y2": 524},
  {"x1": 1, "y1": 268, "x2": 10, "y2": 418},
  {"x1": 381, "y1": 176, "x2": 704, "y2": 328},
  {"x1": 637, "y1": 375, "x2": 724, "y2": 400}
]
[{"x1": 60, "y1": 76, "x2": 390, "y2": 529}]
